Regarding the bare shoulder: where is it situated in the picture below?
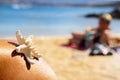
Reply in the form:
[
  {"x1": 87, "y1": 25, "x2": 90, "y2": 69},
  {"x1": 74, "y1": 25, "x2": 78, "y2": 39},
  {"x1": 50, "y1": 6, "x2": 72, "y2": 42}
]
[
  {"x1": 104, "y1": 29, "x2": 111, "y2": 35},
  {"x1": 85, "y1": 27, "x2": 97, "y2": 32},
  {"x1": 0, "y1": 40, "x2": 57, "y2": 80}
]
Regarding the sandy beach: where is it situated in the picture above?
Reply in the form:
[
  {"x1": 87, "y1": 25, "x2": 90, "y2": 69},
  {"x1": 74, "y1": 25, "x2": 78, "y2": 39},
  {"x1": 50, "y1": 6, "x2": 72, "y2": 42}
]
[
  {"x1": 1, "y1": 36, "x2": 120, "y2": 80},
  {"x1": 16, "y1": 37, "x2": 120, "y2": 80}
]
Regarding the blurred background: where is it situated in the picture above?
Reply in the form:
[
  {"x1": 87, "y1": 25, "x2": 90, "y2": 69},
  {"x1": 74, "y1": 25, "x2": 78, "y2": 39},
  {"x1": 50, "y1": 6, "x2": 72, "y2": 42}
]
[
  {"x1": 1, "y1": 1, "x2": 120, "y2": 80},
  {"x1": 0, "y1": 0, "x2": 120, "y2": 38}
]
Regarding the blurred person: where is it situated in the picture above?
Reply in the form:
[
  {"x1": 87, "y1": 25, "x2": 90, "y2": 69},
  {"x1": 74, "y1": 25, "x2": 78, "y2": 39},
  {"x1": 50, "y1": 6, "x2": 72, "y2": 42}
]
[{"x1": 67, "y1": 13, "x2": 113, "y2": 55}]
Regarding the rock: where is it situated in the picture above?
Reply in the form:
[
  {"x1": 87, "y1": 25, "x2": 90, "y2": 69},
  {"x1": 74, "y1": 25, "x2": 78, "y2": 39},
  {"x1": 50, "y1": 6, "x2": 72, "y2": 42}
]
[
  {"x1": 85, "y1": 7, "x2": 120, "y2": 19},
  {"x1": 110, "y1": 7, "x2": 120, "y2": 19},
  {"x1": 85, "y1": 13, "x2": 100, "y2": 18}
]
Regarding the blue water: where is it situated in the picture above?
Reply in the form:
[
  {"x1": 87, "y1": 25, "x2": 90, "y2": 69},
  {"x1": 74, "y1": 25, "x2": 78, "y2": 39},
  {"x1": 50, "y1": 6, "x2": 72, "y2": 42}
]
[{"x1": 0, "y1": 5, "x2": 120, "y2": 38}]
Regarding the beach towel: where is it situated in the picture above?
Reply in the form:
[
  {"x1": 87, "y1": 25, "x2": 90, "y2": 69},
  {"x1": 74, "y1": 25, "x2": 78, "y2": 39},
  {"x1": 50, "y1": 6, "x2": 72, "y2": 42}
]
[
  {"x1": 112, "y1": 46, "x2": 120, "y2": 54},
  {"x1": 62, "y1": 44, "x2": 87, "y2": 50},
  {"x1": 89, "y1": 43, "x2": 113, "y2": 56}
]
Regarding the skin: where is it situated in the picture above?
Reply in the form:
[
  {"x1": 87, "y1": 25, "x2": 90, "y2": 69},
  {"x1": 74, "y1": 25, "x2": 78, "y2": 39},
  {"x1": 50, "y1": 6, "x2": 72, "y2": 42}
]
[
  {"x1": 0, "y1": 40, "x2": 57, "y2": 80},
  {"x1": 97, "y1": 19, "x2": 111, "y2": 46}
]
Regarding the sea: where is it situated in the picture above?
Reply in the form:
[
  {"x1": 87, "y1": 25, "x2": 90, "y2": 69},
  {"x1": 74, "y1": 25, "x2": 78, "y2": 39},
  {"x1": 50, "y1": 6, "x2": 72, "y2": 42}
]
[{"x1": 0, "y1": 5, "x2": 120, "y2": 38}]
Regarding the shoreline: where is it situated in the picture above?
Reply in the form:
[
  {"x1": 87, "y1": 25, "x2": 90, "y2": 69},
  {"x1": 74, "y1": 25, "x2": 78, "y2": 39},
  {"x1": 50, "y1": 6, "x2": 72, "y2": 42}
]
[
  {"x1": 1, "y1": 32, "x2": 120, "y2": 43},
  {"x1": 0, "y1": 35, "x2": 71, "y2": 40}
]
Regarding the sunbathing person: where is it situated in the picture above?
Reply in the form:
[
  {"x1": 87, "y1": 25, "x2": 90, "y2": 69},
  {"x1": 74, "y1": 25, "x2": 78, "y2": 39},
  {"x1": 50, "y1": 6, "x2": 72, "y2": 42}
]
[
  {"x1": 67, "y1": 14, "x2": 114, "y2": 55},
  {"x1": 68, "y1": 14, "x2": 112, "y2": 48}
]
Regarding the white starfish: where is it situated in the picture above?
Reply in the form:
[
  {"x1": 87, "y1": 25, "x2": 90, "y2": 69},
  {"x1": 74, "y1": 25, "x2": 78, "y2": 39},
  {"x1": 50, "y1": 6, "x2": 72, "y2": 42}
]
[{"x1": 16, "y1": 30, "x2": 41, "y2": 64}]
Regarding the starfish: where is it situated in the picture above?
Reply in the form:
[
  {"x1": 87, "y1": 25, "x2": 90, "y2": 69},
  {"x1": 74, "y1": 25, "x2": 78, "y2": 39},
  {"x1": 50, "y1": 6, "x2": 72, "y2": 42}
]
[{"x1": 15, "y1": 30, "x2": 41, "y2": 64}]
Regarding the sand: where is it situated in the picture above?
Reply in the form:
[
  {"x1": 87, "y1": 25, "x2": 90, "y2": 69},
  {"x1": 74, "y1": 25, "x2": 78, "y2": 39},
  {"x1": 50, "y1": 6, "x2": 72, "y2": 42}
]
[
  {"x1": 30, "y1": 37, "x2": 120, "y2": 80},
  {"x1": 2, "y1": 37, "x2": 120, "y2": 80}
]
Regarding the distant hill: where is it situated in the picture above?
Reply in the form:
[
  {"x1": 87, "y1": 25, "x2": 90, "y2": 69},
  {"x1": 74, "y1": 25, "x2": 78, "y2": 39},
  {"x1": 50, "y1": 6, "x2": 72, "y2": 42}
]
[{"x1": 91, "y1": 1, "x2": 120, "y2": 7}]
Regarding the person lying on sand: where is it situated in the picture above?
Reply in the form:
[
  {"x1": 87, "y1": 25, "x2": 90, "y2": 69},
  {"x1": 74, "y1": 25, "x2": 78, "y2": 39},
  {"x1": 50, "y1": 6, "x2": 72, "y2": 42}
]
[
  {"x1": 67, "y1": 13, "x2": 112, "y2": 48},
  {"x1": 66, "y1": 13, "x2": 117, "y2": 55}
]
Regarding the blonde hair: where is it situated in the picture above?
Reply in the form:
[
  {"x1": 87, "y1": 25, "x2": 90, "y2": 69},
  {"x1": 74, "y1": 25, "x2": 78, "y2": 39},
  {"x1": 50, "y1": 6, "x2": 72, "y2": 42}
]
[{"x1": 100, "y1": 13, "x2": 112, "y2": 24}]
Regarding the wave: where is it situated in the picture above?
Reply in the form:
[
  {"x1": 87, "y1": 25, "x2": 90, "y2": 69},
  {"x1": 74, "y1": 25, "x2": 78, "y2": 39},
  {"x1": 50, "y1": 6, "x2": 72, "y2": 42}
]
[{"x1": 12, "y1": 4, "x2": 31, "y2": 10}]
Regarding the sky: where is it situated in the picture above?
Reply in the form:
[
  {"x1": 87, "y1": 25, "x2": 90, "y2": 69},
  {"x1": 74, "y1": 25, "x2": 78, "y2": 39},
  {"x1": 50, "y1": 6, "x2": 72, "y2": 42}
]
[{"x1": 0, "y1": 0, "x2": 119, "y2": 5}]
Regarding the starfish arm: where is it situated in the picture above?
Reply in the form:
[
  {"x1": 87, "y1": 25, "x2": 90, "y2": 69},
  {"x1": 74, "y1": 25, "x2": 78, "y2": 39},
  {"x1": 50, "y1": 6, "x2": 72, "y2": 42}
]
[
  {"x1": 25, "y1": 56, "x2": 35, "y2": 64},
  {"x1": 16, "y1": 30, "x2": 25, "y2": 44}
]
